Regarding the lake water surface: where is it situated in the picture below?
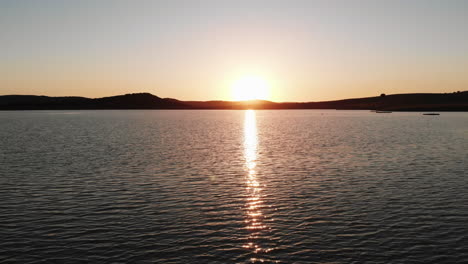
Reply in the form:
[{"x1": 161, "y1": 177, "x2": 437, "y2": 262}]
[{"x1": 1, "y1": 110, "x2": 467, "y2": 263}]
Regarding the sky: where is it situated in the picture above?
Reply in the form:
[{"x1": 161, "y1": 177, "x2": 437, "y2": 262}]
[{"x1": 1, "y1": 0, "x2": 468, "y2": 101}]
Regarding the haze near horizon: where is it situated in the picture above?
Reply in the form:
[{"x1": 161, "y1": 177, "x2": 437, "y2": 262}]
[{"x1": 1, "y1": 0, "x2": 468, "y2": 101}]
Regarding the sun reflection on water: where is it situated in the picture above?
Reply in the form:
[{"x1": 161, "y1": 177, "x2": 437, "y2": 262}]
[{"x1": 242, "y1": 110, "x2": 273, "y2": 262}]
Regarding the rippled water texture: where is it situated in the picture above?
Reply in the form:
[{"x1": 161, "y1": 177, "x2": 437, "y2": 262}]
[{"x1": 1, "y1": 110, "x2": 467, "y2": 263}]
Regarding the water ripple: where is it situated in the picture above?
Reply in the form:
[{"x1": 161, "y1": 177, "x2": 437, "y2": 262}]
[{"x1": 0, "y1": 110, "x2": 467, "y2": 263}]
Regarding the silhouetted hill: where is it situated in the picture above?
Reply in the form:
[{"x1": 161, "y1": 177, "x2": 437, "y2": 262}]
[
  {"x1": 0, "y1": 91, "x2": 467, "y2": 111},
  {"x1": 272, "y1": 92, "x2": 468, "y2": 111},
  {"x1": 182, "y1": 92, "x2": 468, "y2": 111},
  {"x1": 0, "y1": 93, "x2": 189, "y2": 110},
  {"x1": 92, "y1": 93, "x2": 189, "y2": 109},
  {"x1": 182, "y1": 99, "x2": 274, "y2": 109}
]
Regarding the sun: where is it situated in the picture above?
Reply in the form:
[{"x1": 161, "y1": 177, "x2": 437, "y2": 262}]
[{"x1": 231, "y1": 75, "x2": 270, "y2": 101}]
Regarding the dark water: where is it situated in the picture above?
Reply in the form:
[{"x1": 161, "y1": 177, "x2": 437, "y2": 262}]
[{"x1": 1, "y1": 110, "x2": 467, "y2": 263}]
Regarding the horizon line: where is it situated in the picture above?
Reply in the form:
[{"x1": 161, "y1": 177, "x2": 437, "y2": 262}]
[{"x1": 2, "y1": 90, "x2": 467, "y2": 104}]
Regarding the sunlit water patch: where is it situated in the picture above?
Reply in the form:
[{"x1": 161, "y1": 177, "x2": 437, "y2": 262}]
[{"x1": 242, "y1": 110, "x2": 277, "y2": 263}]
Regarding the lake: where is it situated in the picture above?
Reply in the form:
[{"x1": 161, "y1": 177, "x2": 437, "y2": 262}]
[{"x1": 1, "y1": 110, "x2": 467, "y2": 263}]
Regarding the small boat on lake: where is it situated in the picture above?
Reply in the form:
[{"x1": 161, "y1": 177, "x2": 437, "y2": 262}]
[
  {"x1": 423, "y1": 113, "x2": 440, "y2": 115},
  {"x1": 376, "y1": 111, "x2": 392, "y2": 113}
]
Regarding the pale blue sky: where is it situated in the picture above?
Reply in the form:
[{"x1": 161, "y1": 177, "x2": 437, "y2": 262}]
[{"x1": 1, "y1": 0, "x2": 467, "y2": 101}]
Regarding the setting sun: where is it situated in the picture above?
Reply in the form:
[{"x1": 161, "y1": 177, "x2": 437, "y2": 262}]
[{"x1": 231, "y1": 75, "x2": 270, "y2": 101}]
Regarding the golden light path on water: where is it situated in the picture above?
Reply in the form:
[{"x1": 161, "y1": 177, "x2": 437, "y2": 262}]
[{"x1": 242, "y1": 110, "x2": 273, "y2": 263}]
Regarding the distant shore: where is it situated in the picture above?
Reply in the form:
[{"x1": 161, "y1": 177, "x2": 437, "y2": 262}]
[{"x1": 1, "y1": 91, "x2": 467, "y2": 111}]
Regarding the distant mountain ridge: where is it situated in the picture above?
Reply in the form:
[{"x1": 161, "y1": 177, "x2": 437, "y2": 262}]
[
  {"x1": 0, "y1": 91, "x2": 467, "y2": 111},
  {"x1": 0, "y1": 93, "x2": 190, "y2": 110}
]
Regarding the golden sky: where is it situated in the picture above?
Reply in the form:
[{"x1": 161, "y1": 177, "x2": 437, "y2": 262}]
[{"x1": 1, "y1": 0, "x2": 468, "y2": 101}]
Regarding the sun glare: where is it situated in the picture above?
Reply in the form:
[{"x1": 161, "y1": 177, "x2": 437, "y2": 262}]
[{"x1": 231, "y1": 75, "x2": 270, "y2": 101}]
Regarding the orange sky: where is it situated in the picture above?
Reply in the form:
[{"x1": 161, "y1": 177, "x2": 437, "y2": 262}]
[{"x1": 1, "y1": 1, "x2": 468, "y2": 101}]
